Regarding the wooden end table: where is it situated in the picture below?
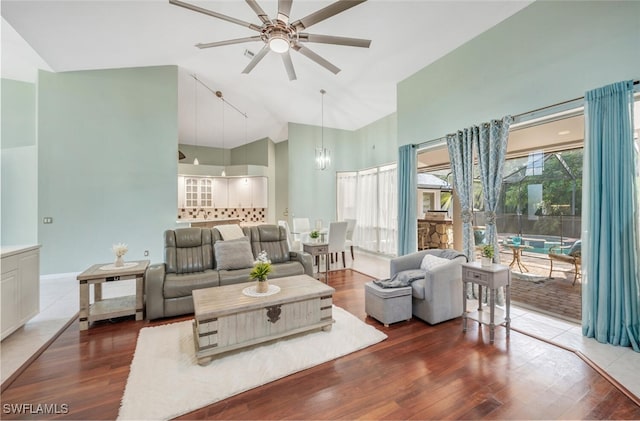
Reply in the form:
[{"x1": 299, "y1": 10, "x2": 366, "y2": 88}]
[
  {"x1": 303, "y1": 242, "x2": 330, "y2": 283},
  {"x1": 77, "y1": 260, "x2": 149, "y2": 330},
  {"x1": 461, "y1": 261, "x2": 511, "y2": 343}
]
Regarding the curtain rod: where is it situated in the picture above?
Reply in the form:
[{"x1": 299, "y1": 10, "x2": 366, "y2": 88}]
[
  {"x1": 192, "y1": 74, "x2": 247, "y2": 119},
  {"x1": 416, "y1": 79, "x2": 639, "y2": 150}
]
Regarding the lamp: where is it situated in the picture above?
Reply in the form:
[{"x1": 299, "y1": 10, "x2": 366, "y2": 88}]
[
  {"x1": 268, "y1": 30, "x2": 290, "y2": 53},
  {"x1": 193, "y1": 74, "x2": 199, "y2": 165},
  {"x1": 315, "y1": 89, "x2": 330, "y2": 170}
]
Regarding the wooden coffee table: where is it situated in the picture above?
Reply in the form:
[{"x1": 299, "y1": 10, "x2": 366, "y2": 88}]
[{"x1": 192, "y1": 274, "x2": 335, "y2": 365}]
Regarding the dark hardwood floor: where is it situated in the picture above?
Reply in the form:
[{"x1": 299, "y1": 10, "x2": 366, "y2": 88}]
[{"x1": 2, "y1": 269, "x2": 639, "y2": 420}]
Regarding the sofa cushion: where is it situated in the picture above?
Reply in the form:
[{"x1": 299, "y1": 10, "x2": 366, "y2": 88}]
[
  {"x1": 165, "y1": 228, "x2": 213, "y2": 274},
  {"x1": 420, "y1": 254, "x2": 451, "y2": 271},
  {"x1": 267, "y1": 261, "x2": 305, "y2": 278},
  {"x1": 412, "y1": 278, "x2": 426, "y2": 300},
  {"x1": 218, "y1": 267, "x2": 254, "y2": 286},
  {"x1": 163, "y1": 270, "x2": 219, "y2": 299},
  {"x1": 214, "y1": 237, "x2": 254, "y2": 270},
  {"x1": 246, "y1": 225, "x2": 290, "y2": 264},
  {"x1": 568, "y1": 240, "x2": 581, "y2": 257},
  {"x1": 215, "y1": 224, "x2": 245, "y2": 241}
]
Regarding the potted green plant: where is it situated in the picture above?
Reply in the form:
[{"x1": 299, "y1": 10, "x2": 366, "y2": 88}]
[
  {"x1": 309, "y1": 229, "x2": 320, "y2": 242},
  {"x1": 481, "y1": 244, "x2": 494, "y2": 267},
  {"x1": 250, "y1": 251, "x2": 273, "y2": 293}
]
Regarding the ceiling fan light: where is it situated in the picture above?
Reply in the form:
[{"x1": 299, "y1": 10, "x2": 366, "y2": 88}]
[{"x1": 269, "y1": 35, "x2": 290, "y2": 53}]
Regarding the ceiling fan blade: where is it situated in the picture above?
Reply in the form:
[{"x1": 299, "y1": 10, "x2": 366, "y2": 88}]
[
  {"x1": 292, "y1": 44, "x2": 340, "y2": 74},
  {"x1": 169, "y1": 0, "x2": 261, "y2": 32},
  {"x1": 196, "y1": 36, "x2": 262, "y2": 49},
  {"x1": 242, "y1": 45, "x2": 270, "y2": 74},
  {"x1": 282, "y1": 51, "x2": 297, "y2": 81},
  {"x1": 291, "y1": 0, "x2": 367, "y2": 31},
  {"x1": 245, "y1": 0, "x2": 271, "y2": 24},
  {"x1": 298, "y1": 33, "x2": 371, "y2": 48},
  {"x1": 277, "y1": 0, "x2": 293, "y2": 23}
]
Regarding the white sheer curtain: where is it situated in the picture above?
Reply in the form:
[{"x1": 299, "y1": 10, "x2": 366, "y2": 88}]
[
  {"x1": 355, "y1": 169, "x2": 378, "y2": 252},
  {"x1": 337, "y1": 165, "x2": 398, "y2": 255},
  {"x1": 336, "y1": 172, "x2": 357, "y2": 221},
  {"x1": 378, "y1": 164, "x2": 397, "y2": 254}
]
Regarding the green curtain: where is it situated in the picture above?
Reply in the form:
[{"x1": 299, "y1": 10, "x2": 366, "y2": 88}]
[
  {"x1": 397, "y1": 144, "x2": 417, "y2": 255},
  {"x1": 582, "y1": 80, "x2": 639, "y2": 352}
]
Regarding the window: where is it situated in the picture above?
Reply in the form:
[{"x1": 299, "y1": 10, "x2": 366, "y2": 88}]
[{"x1": 337, "y1": 164, "x2": 398, "y2": 255}]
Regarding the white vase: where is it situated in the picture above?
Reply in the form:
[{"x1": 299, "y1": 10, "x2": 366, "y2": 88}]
[
  {"x1": 481, "y1": 257, "x2": 492, "y2": 267},
  {"x1": 114, "y1": 255, "x2": 124, "y2": 267}
]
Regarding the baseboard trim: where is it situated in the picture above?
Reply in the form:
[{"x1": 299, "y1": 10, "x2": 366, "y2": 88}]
[{"x1": 0, "y1": 312, "x2": 79, "y2": 393}]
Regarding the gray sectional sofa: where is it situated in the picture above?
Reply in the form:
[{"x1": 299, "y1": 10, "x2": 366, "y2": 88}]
[{"x1": 145, "y1": 224, "x2": 313, "y2": 320}]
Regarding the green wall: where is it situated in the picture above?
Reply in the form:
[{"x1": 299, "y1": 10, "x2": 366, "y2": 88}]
[
  {"x1": 356, "y1": 112, "x2": 398, "y2": 168},
  {"x1": 398, "y1": 0, "x2": 640, "y2": 145},
  {"x1": 178, "y1": 144, "x2": 228, "y2": 166},
  {"x1": 37, "y1": 66, "x2": 178, "y2": 274},
  {"x1": 1, "y1": 79, "x2": 38, "y2": 246},
  {"x1": 274, "y1": 140, "x2": 289, "y2": 223},
  {"x1": 287, "y1": 113, "x2": 398, "y2": 225},
  {"x1": 230, "y1": 137, "x2": 269, "y2": 166}
]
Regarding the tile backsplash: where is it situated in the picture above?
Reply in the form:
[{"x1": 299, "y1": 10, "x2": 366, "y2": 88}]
[{"x1": 178, "y1": 207, "x2": 266, "y2": 223}]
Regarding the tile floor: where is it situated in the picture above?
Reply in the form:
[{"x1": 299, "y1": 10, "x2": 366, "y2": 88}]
[{"x1": 1, "y1": 249, "x2": 638, "y2": 401}]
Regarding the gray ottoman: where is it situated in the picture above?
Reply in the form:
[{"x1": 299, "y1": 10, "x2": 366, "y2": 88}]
[{"x1": 364, "y1": 281, "x2": 412, "y2": 327}]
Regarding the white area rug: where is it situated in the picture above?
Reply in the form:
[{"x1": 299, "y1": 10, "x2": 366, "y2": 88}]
[{"x1": 118, "y1": 306, "x2": 386, "y2": 420}]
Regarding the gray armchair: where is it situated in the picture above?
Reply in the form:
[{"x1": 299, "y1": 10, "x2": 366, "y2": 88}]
[{"x1": 390, "y1": 249, "x2": 467, "y2": 324}]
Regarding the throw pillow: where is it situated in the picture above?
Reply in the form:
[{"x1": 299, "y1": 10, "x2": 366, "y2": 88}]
[
  {"x1": 216, "y1": 224, "x2": 245, "y2": 241},
  {"x1": 214, "y1": 237, "x2": 254, "y2": 270},
  {"x1": 420, "y1": 254, "x2": 451, "y2": 271}
]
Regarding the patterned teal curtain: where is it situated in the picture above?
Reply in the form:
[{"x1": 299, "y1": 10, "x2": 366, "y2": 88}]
[
  {"x1": 397, "y1": 144, "x2": 417, "y2": 256},
  {"x1": 475, "y1": 116, "x2": 512, "y2": 261},
  {"x1": 447, "y1": 130, "x2": 475, "y2": 262},
  {"x1": 582, "y1": 80, "x2": 639, "y2": 352}
]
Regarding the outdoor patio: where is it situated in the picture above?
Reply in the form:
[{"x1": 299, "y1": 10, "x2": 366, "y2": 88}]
[{"x1": 482, "y1": 247, "x2": 582, "y2": 322}]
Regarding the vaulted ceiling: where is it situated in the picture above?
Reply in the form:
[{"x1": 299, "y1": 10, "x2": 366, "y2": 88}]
[{"x1": 1, "y1": 0, "x2": 532, "y2": 148}]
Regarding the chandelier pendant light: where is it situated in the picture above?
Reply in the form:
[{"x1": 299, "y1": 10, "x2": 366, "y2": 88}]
[{"x1": 315, "y1": 89, "x2": 330, "y2": 170}]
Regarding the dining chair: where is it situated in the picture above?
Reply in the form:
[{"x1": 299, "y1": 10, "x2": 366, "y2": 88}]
[
  {"x1": 344, "y1": 219, "x2": 356, "y2": 260},
  {"x1": 327, "y1": 221, "x2": 348, "y2": 269},
  {"x1": 292, "y1": 217, "x2": 311, "y2": 243},
  {"x1": 278, "y1": 220, "x2": 301, "y2": 252}
]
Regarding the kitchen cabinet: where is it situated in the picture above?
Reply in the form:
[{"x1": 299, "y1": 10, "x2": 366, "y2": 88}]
[
  {"x1": 251, "y1": 176, "x2": 268, "y2": 208},
  {"x1": 1, "y1": 245, "x2": 40, "y2": 341},
  {"x1": 227, "y1": 178, "x2": 252, "y2": 208},
  {"x1": 178, "y1": 176, "x2": 267, "y2": 209},
  {"x1": 211, "y1": 178, "x2": 228, "y2": 208}
]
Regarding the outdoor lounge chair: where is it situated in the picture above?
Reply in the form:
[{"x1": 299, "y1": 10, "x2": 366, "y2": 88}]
[{"x1": 548, "y1": 240, "x2": 581, "y2": 285}]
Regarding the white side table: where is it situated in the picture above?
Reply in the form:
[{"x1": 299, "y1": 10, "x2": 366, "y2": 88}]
[
  {"x1": 461, "y1": 262, "x2": 511, "y2": 343},
  {"x1": 302, "y1": 242, "x2": 330, "y2": 283}
]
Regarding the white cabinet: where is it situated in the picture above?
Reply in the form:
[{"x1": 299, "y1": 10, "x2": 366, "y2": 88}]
[
  {"x1": 228, "y1": 178, "x2": 253, "y2": 208},
  {"x1": 251, "y1": 176, "x2": 268, "y2": 208},
  {"x1": 211, "y1": 178, "x2": 228, "y2": 208},
  {"x1": 1, "y1": 245, "x2": 41, "y2": 341},
  {"x1": 227, "y1": 177, "x2": 268, "y2": 208},
  {"x1": 178, "y1": 176, "x2": 266, "y2": 209}
]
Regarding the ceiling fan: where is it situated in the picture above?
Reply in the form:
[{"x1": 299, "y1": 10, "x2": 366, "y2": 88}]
[{"x1": 169, "y1": 0, "x2": 371, "y2": 80}]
